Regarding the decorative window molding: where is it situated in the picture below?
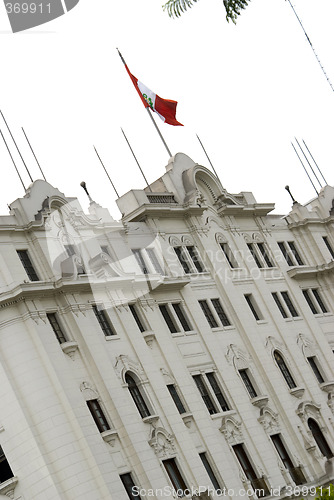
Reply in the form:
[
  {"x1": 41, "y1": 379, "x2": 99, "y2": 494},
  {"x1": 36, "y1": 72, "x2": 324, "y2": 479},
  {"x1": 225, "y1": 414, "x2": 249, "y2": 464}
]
[
  {"x1": 220, "y1": 415, "x2": 243, "y2": 444},
  {"x1": 258, "y1": 407, "x2": 280, "y2": 434},
  {"x1": 148, "y1": 427, "x2": 176, "y2": 458}
]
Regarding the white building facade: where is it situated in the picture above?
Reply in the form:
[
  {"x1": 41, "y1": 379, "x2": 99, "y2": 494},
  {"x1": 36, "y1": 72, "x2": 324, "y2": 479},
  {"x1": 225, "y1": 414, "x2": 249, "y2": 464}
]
[{"x1": 0, "y1": 153, "x2": 333, "y2": 500}]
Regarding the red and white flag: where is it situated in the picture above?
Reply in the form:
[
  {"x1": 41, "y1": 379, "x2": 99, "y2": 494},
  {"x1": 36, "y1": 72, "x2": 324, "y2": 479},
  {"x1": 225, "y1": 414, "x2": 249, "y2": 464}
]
[{"x1": 118, "y1": 51, "x2": 183, "y2": 126}]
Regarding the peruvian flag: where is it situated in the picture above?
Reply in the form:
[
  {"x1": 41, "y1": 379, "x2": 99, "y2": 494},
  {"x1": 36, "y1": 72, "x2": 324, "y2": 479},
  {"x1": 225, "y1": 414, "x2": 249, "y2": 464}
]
[{"x1": 119, "y1": 50, "x2": 183, "y2": 126}]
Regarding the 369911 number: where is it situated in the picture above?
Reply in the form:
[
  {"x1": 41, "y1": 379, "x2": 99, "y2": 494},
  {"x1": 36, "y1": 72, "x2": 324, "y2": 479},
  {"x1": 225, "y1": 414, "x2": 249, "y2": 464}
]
[{"x1": 5, "y1": 3, "x2": 51, "y2": 14}]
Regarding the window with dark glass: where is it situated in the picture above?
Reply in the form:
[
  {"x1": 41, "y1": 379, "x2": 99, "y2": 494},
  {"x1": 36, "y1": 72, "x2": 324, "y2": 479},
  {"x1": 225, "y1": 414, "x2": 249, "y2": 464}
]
[
  {"x1": 174, "y1": 247, "x2": 191, "y2": 274},
  {"x1": 312, "y1": 289, "x2": 328, "y2": 313},
  {"x1": 125, "y1": 373, "x2": 151, "y2": 418},
  {"x1": 159, "y1": 305, "x2": 178, "y2": 333},
  {"x1": 308, "y1": 418, "x2": 333, "y2": 459},
  {"x1": 172, "y1": 303, "x2": 191, "y2": 331},
  {"x1": 211, "y1": 299, "x2": 231, "y2": 326},
  {"x1": 129, "y1": 304, "x2": 145, "y2": 332},
  {"x1": 93, "y1": 306, "x2": 116, "y2": 336},
  {"x1": 199, "y1": 452, "x2": 221, "y2": 491},
  {"x1": 244, "y1": 294, "x2": 262, "y2": 321},
  {"x1": 47, "y1": 313, "x2": 67, "y2": 344},
  {"x1": 239, "y1": 369, "x2": 257, "y2": 398},
  {"x1": 132, "y1": 249, "x2": 148, "y2": 274},
  {"x1": 278, "y1": 241, "x2": 304, "y2": 266},
  {"x1": 86, "y1": 399, "x2": 110, "y2": 433},
  {"x1": 163, "y1": 458, "x2": 188, "y2": 495},
  {"x1": 302, "y1": 288, "x2": 328, "y2": 315},
  {"x1": 247, "y1": 244, "x2": 262, "y2": 268},
  {"x1": 193, "y1": 373, "x2": 229, "y2": 414},
  {"x1": 272, "y1": 293, "x2": 288, "y2": 318},
  {"x1": 206, "y1": 372, "x2": 229, "y2": 411},
  {"x1": 232, "y1": 444, "x2": 269, "y2": 497},
  {"x1": 17, "y1": 250, "x2": 39, "y2": 281},
  {"x1": 220, "y1": 242, "x2": 238, "y2": 268},
  {"x1": 120, "y1": 473, "x2": 141, "y2": 500},
  {"x1": 281, "y1": 292, "x2": 299, "y2": 317},
  {"x1": 193, "y1": 375, "x2": 217, "y2": 415},
  {"x1": 307, "y1": 356, "x2": 325, "y2": 383},
  {"x1": 0, "y1": 447, "x2": 14, "y2": 483},
  {"x1": 270, "y1": 434, "x2": 306, "y2": 485},
  {"x1": 199, "y1": 300, "x2": 218, "y2": 328},
  {"x1": 167, "y1": 384, "x2": 186, "y2": 414},
  {"x1": 323, "y1": 236, "x2": 334, "y2": 259},
  {"x1": 187, "y1": 246, "x2": 204, "y2": 273},
  {"x1": 257, "y1": 243, "x2": 273, "y2": 267},
  {"x1": 274, "y1": 351, "x2": 296, "y2": 389}
]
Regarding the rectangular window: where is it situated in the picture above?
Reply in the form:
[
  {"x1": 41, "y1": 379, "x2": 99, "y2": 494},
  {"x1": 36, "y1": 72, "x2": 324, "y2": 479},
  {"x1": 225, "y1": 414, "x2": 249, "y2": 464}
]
[
  {"x1": 244, "y1": 294, "x2": 262, "y2": 321},
  {"x1": 172, "y1": 303, "x2": 191, "y2": 331},
  {"x1": 206, "y1": 372, "x2": 230, "y2": 411},
  {"x1": 120, "y1": 473, "x2": 141, "y2": 500},
  {"x1": 159, "y1": 304, "x2": 178, "y2": 333},
  {"x1": 272, "y1": 292, "x2": 288, "y2": 318},
  {"x1": 287, "y1": 241, "x2": 304, "y2": 265},
  {"x1": 220, "y1": 242, "x2": 238, "y2": 268},
  {"x1": 199, "y1": 300, "x2": 218, "y2": 328},
  {"x1": 323, "y1": 236, "x2": 334, "y2": 259},
  {"x1": 132, "y1": 249, "x2": 148, "y2": 274},
  {"x1": 211, "y1": 299, "x2": 231, "y2": 326},
  {"x1": 199, "y1": 452, "x2": 221, "y2": 491},
  {"x1": 193, "y1": 373, "x2": 229, "y2": 414},
  {"x1": 187, "y1": 246, "x2": 204, "y2": 273},
  {"x1": 257, "y1": 243, "x2": 273, "y2": 267},
  {"x1": 281, "y1": 291, "x2": 299, "y2": 317},
  {"x1": 302, "y1": 289, "x2": 318, "y2": 314},
  {"x1": 93, "y1": 306, "x2": 116, "y2": 336},
  {"x1": 146, "y1": 248, "x2": 163, "y2": 274},
  {"x1": 193, "y1": 375, "x2": 217, "y2": 415},
  {"x1": 17, "y1": 250, "x2": 39, "y2": 281},
  {"x1": 312, "y1": 288, "x2": 328, "y2": 313},
  {"x1": 167, "y1": 384, "x2": 186, "y2": 414},
  {"x1": 247, "y1": 243, "x2": 262, "y2": 268},
  {"x1": 129, "y1": 304, "x2": 145, "y2": 332},
  {"x1": 239, "y1": 369, "x2": 257, "y2": 398},
  {"x1": 174, "y1": 247, "x2": 191, "y2": 274},
  {"x1": 87, "y1": 399, "x2": 110, "y2": 433},
  {"x1": 163, "y1": 458, "x2": 188, "y2": 495},
  {"x1": 278, "y1": 242, "x2": 293, "y2": 266},
  {"x1": 270, "y1": 434, "x2": 306, "y2": 485},
  {"x1": 232, "y1": 445, "x2": 269, "y2": 496},
  {"x1": 0, "y1": 446, "x2": 14, "y2": 483},
  {"x1": 307, "y1": 356, "x2": 325, "y2": 383},
  {"x1": 47, "y1": 313, "x2": 67, "y2": 344},
  {"x1": 159, "y1": 303, "x2": 191, "y2": 333}
]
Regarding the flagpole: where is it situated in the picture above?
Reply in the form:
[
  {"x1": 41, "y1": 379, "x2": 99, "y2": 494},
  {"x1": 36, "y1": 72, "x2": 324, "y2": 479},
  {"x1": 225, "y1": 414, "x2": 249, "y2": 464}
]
[
  {"x1": 121, "y1": 128, "x2": 152, "y2": 192},
  {"x1": 117, "y1": 49, "x2": 173, "y2": 158},
  {"x1": 93, "y1": 146, "x2": 120, "y2": 198},
  {"x1": 146, "y1": 107, "x2": 172, "y2": 157},
  {"x1": 196, "y1": 134, "x2": 223, "y2": 188}
]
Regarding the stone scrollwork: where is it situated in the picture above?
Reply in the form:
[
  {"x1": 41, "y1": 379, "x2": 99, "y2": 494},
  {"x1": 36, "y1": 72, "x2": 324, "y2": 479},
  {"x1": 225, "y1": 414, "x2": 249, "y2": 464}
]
[
  {"x1": 219, "y1": 415, "x2": 243, "y2": 445},
  {"x1": 148, "y1": 427, "x2": 176, "y2": 458}
]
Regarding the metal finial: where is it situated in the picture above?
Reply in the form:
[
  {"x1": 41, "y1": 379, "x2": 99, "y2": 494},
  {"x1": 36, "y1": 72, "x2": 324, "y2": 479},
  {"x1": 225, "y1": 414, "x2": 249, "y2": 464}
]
[
  {"x1": 80, "y1": 181, "x2": 93, "y2": 203},
  {"x1": 285, "y1": 185, "x2": 297, "y2": 204}
]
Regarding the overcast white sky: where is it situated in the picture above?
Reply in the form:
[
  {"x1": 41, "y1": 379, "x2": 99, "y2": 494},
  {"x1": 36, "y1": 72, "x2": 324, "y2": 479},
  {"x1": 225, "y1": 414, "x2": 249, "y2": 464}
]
[{"x1": 0, "y1": 0, "x2": 333, "y2": 218}]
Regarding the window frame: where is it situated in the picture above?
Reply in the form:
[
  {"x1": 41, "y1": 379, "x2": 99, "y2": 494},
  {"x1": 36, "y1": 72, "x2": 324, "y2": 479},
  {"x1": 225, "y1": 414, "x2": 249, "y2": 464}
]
[
  {"x1": 159, "y1": 302, "x2": 192, "y2": 334},
  {"x1": 199, "y1": 452, "x2": 222, "y2": 491},
  {"x1": 92, "y1": 305, "x2": 116, "y2": 336},
  {"x1": 219, "y1": 242, "x2": 239, "y2": 268},
  {"x1": 239, "y1": 369, "x2": 258, "y2": 398},
  {"x1": 86, "y1": 399, "x2": 111, "y2": 433},
  {"x1": 120, "y1": 472, "x2": 142, "y2": 500},
  {"x1": 303, "y1": 288, "x2": 328, "y2": 315},
  {"x1": 244, "y1": 294, "x2": 263, "y2": 321},
  {"x1": 129, "y1": 304, "x2": 146, "y2": 333},
  {"x1": 167, "y1": 384, "x2": 187, "y2": 414},
  {"x1": 193, "y1": 372, "x2": 230, "y2": 414},
  {"x1": 247, "y1": 242, "x2": 273, "y2": 268},
  {"x1": 125, "y1": 372, "x2": 151, "y2": 419},
  {"x1": 16, "y1": 249, "x2": 39, "y2": 281},
  {"x1": 174, "y1": 245, "x2": 205, "y2": 274},
  {"x1": 307, "y1": 356, "x2": 325, "y2": 383},
  {"x1": 278, "y1": 241, "x2": 304, "y2": 266},
  {"x1": 47, "y1": 312, "x2": 67, "y2": 344},
  {"x1": 273, "y1": 350, "x2": 297, "y2": 389},
  {"x1": 163, "y1": 458, "x2": 189, "y2": 496}
]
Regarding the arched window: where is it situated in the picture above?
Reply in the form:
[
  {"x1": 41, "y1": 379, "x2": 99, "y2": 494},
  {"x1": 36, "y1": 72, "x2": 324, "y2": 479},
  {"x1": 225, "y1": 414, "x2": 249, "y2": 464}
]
[
  {"x1": 308, "y1": 418, "x2": 333, "y2": 459},
  {"x1": 274, "y1": 351, "x2": 296, "y2": 389},
  {"x1": 125, "y1": 373, "x2": 151, "y2": 419}
]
